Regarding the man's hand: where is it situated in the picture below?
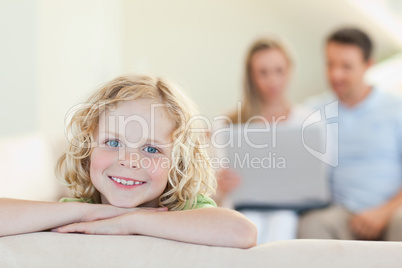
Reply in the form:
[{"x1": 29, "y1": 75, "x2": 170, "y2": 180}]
[{"x1": 350, "y1": 206, "x2": 392, "y2": 240}]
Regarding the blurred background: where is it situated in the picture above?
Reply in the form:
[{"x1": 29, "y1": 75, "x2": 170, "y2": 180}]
[{"x1": 1, "y1": 0, "x2": 402, "y2": 137}]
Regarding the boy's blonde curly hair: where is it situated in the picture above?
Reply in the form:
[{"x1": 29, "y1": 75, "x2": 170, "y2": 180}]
[{"x1": 56, "y1": 74, "x2": 216, "y2": 210}]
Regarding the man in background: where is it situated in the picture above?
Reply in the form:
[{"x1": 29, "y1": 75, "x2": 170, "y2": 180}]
[{"x1": 298, "y1": 28, "x2": 402, "y2": 240}]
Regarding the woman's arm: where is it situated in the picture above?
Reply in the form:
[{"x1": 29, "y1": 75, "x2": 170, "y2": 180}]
[
  {"x1": 213, "y1": 169, "x2": 242, "y2": 207},
  {"x1": 0, "y1": 198, "x2": 148, "y2": 237},
  {"x1": 57, "y1": 207, "x2": 257, "y2": 249}
]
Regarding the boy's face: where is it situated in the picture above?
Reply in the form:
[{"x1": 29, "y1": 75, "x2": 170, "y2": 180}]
[
  {"x1": 326, "y1": 42, "x2": 372, "y2": 102},
  {"x1": 90, "y1": 98, "x2": 175, "y2": 208}
]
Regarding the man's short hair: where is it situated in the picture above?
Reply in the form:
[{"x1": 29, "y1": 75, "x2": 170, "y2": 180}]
[{"x1": 327, "y1": 28, "x2": 373, "y2": 61}]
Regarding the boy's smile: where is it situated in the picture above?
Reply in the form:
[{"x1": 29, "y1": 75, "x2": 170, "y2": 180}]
[
  {"x1": 90, "y1": 98, "x2": 175, "y2": 208},
  {"x1": 108, "y1": 175, "x2": 145, "y2": 187}
]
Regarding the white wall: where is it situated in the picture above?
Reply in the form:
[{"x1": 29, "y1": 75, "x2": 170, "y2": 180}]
[
  {"x1": 35, "y1": 0, "x2": 124, "y2": 136},
  {"x1": 0, "y1": 0, "x2": 36, "y2": 136},
  {"x1": 121, "y1": 0, "x2": 402, "y2": 119},
  {"x1": 0, "y1": 0, "x2": 123, "y2": 137}
]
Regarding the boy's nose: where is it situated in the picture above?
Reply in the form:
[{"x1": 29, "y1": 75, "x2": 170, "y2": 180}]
[
  {"x1": 118, "y1": 160, "x2": 138, "y2": 169},
  {"x1": 117, "y1": 152, "x2": 140, "y2": 169}
]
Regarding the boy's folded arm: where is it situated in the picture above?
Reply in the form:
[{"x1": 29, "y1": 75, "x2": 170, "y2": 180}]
[
  {"x1": 0, "y1": 198, "x2": 87, "y2": 237},
  {"x1": 0, "y1": 198, "x2": 133, "y2": 237},
  {"x1": 1, "y1": 197, "x2": 257, "y2": 248},
  {"x1": 126, "y1": 207, "x2": 257, "y2": 249},
  {"x1": 50, "y1": 206, "x2": 257, "y2": 248}
]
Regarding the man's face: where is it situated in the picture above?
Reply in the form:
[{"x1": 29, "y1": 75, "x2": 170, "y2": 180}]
[{"x1": 326, "y1": 42, "x2": 372, "y2": 101}]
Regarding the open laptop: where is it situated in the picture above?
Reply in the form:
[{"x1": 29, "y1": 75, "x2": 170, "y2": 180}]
[{"x1": 216, "y1": 123, "x2": 331, "y2": 210}]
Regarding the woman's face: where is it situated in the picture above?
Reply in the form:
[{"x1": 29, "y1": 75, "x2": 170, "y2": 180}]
[{"x1": 250, "y1": 48, "x2": 291, "y2": 102}]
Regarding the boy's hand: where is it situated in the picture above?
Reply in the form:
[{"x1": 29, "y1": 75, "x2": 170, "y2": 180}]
[
  {"x1": 55, "y1": 216, "x2": 130, "y2": 235},
  {"x1": 80, "y1": 203, "x2": 166, "y2": 222},
  {"x1": 56, "y1": 207, "x2": 168, "y2": 235},
  {"x1": 80, "y1": 203, "x2": 132, "y2": 222}
]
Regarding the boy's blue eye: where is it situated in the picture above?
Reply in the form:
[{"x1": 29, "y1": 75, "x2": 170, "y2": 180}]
[
  {"x1": 144, "y1": 146, "x2": 159, "y2": 154},
  {"x1": 106, "y1": 140, "x2": 121, "y2": 148}
]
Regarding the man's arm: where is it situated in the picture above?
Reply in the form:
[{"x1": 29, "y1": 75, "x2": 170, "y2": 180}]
[
  {"x1": 350, "y1": 189, "x2": 402, "y2": 240},
  {"x1": 56, "y1": 207, "x2": 257, "y2": 249}
]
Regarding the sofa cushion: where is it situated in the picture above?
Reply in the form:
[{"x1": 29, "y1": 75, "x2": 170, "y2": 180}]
[{"x1": 1, "y1": 232, "x2": 401, "y2": 268}]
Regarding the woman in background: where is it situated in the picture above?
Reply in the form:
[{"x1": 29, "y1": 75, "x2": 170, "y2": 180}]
[{"x1": 214, "y1": 37, "x2": 311, "y2": 244}]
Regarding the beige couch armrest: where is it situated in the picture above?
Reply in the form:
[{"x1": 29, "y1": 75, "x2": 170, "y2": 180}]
[{"x1": 1, "y1": 232, "x2": 402, "y2": 268}]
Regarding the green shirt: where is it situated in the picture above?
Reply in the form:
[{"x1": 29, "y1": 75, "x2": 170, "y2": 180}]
[{"x1": 59, "y1": 194, "x2": 217, "y2": 210}]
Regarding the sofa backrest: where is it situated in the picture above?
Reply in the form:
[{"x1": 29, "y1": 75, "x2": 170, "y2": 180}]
[{"x1": 0, "y1": 133, "x2": 69, "y2": 201}]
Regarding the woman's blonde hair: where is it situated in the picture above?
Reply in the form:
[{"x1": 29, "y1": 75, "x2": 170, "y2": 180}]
[
  {"x1": 56, "y1": 74, "x2": 216, "y2": 210},
  {"x1": 229, "y1": 37, "x2": 293, "y2": 123}
]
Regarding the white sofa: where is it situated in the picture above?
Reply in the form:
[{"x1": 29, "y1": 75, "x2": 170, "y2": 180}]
[
  {"x1": 1, "y1": 232, "x2": 402, "y2": 268},
  {"x1": 1, "y1": 133, "x2": 402, "y2": 267}
]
